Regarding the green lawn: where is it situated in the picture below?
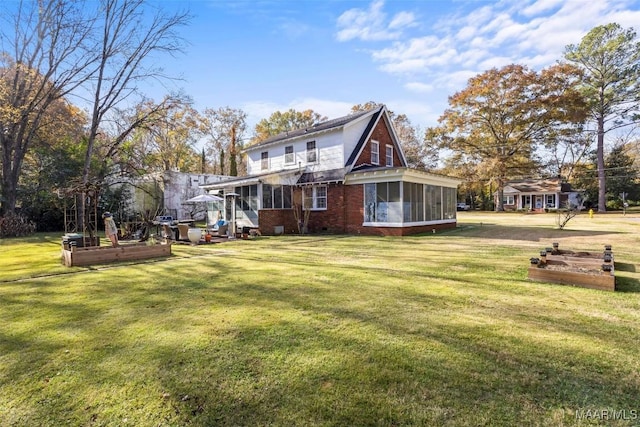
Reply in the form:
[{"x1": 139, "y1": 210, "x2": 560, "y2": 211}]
[{"x1": 1, "y1": 212, "x2": 639, "y2": 426}]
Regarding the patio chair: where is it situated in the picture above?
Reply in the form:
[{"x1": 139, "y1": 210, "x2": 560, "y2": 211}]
[
  {"x1": 162, "y1": 224, "x2": 175, "y2": 243},
  {"x1": 209, "y1": 220, "x2": 228, "y2": 237},
  {"x1": 177, "y1": 224, "x2": 190, "y2": 241},
  {"x1": 216, "y1": 224, "x2": 229, "y2": 237}
]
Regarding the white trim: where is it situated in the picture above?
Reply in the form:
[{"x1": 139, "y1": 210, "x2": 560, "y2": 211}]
[
  {"x1": 345, "y1": 167, "x2": 462, "y2": 187},
  {"x1": 284, "y1": 145, "x2": 295, "y2": 165},
  {"x1": 371, "y1": 140, "x2": 380, "y2": 165},
  {"x1": 303, "y1": 185, "x2": 327, "y2": 211},
  {"x1": 362, "y1": 219, "x2": 457, "y2": 228},
  {"x1": 385, "y1": 144, "x2": 393, "y2": 167},
  {"x1": 306, "y1": 140, "x2": 318, "y2": 164}
]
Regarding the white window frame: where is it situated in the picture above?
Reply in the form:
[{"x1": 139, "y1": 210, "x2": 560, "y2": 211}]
[
  {"x1": 303, "y1": 185, "x2": 327, "y2": 211},
  {"x1": 261, "y1": 151, "x2": 269, "y2": 171},
  {"x1": 385, "y1": 145, "x2": 393, "y2": 167},
  {"x1": 546, "y1": 194, "x2": 556, "y2": 207},
  {"x1": 503, "y1": 195, "x2": 515, "y2": 205},
  {"x1": 306, "y1": 141, "x2": 318, "y2": 164},
  {"x1": 284, "y1": 145, "x2": 294, "y2": 164},
  {"x1": 371, "y1": 140, "x2": 379, "y2": 165}
]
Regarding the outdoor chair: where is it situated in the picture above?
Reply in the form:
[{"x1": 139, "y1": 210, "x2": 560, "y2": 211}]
[
  {"x1": 209, "y1": 222, "x2": 228, "y2": 237},
  {"x1": 177, "y1": 224, "x2": 190, "y2": 241},
  {"x1": 162, "y1": 225, "x2": 175, "y2": 243}
]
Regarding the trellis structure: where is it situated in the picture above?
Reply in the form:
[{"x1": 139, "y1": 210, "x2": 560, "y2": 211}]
[{"x1": 59, "y1": 182, "x2": 100, "y2": 246}]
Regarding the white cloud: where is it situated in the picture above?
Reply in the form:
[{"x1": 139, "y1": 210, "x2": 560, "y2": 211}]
[
  {"x1": 404, "y1": 82, "x2": 434, "y2": 93},
  {"x1": 521, "y1": 0, "x2": 565, "y2": 17},
  {"x1": 335, "y1": 0, "x2": 416, "y2": 42},
  {"x1": 371, "y1": 36, "x2": 459, "y2": 74},
  {"x1": 348, "y1": 0, "x2": 640, "y2": 86},
  {"x1": 389, "y1": 11, "x2": 417, "y2": 30}
]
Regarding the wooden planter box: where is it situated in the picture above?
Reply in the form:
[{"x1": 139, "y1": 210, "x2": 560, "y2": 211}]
[
  {"x1": 62, "y1": 242, "x2": 171, "y2": 267},
  {"x1": 528, "y1": 266, "x2": 615, "y2": 291},
  {"x1": 528, "y1": 247, "x2": 615, "y2": 291}
]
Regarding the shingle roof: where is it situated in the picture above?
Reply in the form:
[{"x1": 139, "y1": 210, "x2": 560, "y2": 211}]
[
  {"x1": 247, "y1": 107, "x2": 379, "y2": 150},
  {"x1": 505, "y1": 178, "x2": 566, "y2": 193}
]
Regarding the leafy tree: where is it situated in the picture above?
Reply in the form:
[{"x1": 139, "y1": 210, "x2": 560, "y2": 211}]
[
  {"x1": 565, "y1": 23, "x2": 640, "y2": 212},
  {"x1": 200, "y1": 107, "x2": 247, "y2": 176},
  {"x1": 19, "y1": 102, "x2": 88, "y2": 230},
  {"x1": 0, "y1": 0, "x2": 190, "y2": 217},
  {"x1": 0, "y1": 0, "x2": 94, "y2": 215},
  {"x1": 542, "y1": 127, "x2": 593, "y2": 182},
  {"x1": 436, "y1": 63, "x2": 586, "y2": 211},
  {"x1": 251, "y1": 109, "x2": 327, "y2": 144},
  {"x1": 603, "y1": 142, "x2": 640, "y2": 206},
  {"x1": 143, "y1": 99, "x2": 201, "y2": 172}
]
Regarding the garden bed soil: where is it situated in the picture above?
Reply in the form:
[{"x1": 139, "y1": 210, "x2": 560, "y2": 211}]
[{"x1": 528, "y1": 247, "x2": 615, "y2": 291}]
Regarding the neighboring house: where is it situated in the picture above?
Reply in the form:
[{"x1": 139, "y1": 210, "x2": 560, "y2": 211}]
[
  {"x1": 116, "y1": 170, "x2": 230, "y2": 220},
  {"x1": 201, "y1": 105, "x2": 462, "y2": 236},
  {"x1": 496, "y1": 178, "x2": 581, "y2": 212}
]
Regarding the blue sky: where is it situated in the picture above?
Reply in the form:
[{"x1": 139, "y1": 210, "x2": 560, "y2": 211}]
[{"x1": 153, "y1": 0, "x2": 640, "y2": 133}]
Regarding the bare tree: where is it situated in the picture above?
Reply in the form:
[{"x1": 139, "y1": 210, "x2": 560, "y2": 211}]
[
  {"x1": 81, "y1": 0, "x2": 190, "y2": 186},
  {"x1": 0, "y1": 0, "x2": 190, "y2": 217},
  {"x1": 0, "y1": 0, "x2": 94, "y2": 214}
]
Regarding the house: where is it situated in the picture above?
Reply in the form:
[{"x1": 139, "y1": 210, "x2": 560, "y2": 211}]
[
  {"x1": 496, "y1": 178, "x2": 582, "y2": 212},
  {"x1": 115, "y1": 170, "x2": 230, "y2": 220},
  {"x1": 200, "y1": 105, "x2": 462, "y2": 236}
]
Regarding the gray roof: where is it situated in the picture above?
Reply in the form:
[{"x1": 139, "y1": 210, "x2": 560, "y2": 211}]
[
  {"x1": 297, "y1": 168, "x2": 349, "y2": 185},
  {"x1": 503, "y1": 178, "x2": 572, "y2": 194},
  {"x1": 248, "y1": 108, "x2": 379, "y2": 150}
]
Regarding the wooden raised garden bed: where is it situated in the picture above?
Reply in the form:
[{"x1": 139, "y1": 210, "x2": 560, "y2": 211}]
[
  {"x1": 528, "y1": 244, "x2": 615, "y2": 291},
  {"x1": 62, "y1": 242, "x2": 172, "y2": 267}
]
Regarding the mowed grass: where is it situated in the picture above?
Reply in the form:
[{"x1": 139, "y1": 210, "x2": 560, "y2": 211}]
[{"x1": 1, "y1": 212, "x2": 640, "y2": 426}]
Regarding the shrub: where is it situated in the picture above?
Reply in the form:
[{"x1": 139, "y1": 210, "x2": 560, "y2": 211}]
[{"x1": 0, "y1": 213, "x2": 37, "y2": 237}]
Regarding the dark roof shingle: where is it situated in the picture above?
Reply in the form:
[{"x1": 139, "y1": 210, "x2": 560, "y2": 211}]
[{"x1": 248, "y1": 107, "x2": 379, "y2": 149}]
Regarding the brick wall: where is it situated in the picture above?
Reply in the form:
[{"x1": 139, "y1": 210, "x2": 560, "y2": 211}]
[
  {"x1": 258, "y1": 183, "x2": 457, "y2": 236},
  {"x1": 353, "y1": 117, "x2": 403, "y2": 167},
  {"x1": 258, "y1": 209, "x2": 298, "y2": 235}
]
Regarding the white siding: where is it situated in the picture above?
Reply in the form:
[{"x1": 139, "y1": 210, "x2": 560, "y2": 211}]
[
  {"x1": 342, "y1": 115, "x2": 373, "y2": 164},
  {"x1": 246, "y1": 129, "x2": 346, "y2": 174},
  {"x1": 245, "y1": 110, "x2": 378, "y2": 174}
]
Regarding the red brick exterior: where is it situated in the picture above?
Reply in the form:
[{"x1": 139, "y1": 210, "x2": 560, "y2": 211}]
[
  {"x1": 354, "y1": 117, "x2": 403, "y2": 168},
  {"x1": 258, "y1": 209, "x2": 299, "y2": 235},
  {"x1": 258, "y1": 183, "x2": 456, "y2": 236},
  {"x1": 255, "y1": 113, "x2": 457, "y2": 236}
]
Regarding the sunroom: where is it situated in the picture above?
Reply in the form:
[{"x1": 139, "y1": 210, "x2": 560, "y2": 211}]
[{"x1": 344, "y1": 167, "x2": 461, "y2": 233}]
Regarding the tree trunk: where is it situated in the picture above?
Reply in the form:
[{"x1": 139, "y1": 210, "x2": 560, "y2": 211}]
[
  {"x1": 495, "y1": 177, "x2": 505, "y2": 211},
  {"x1": 0, "y1": 135, "x2": 24, "y2": 215},
  {"x1": 596, "y1": 116, "x2": 606, "y2": 212},
  {"x1": 229, "y1": 125, "x2": 238, "y2": 176}
]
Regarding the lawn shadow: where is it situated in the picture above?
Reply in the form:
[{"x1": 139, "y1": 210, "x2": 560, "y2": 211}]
[
  {"x1": 615, "y1": 275, "x2": 640, "y2": 292},
  {"x1": 454, "y1": 223, "x2": 620, "y2": 241}
]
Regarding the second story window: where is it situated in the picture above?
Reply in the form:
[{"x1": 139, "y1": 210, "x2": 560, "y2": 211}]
[
  {"x1": 386, "y1": 145, "x2": 393, "y2": 167},
  {"x1": 261, "y1": 151, "x2": 269, "y2": 170},
  {"x1": 371, "y1": 140, "x2": 379, "y2": 165},
  {"x1": 306, "y1": 141, "x2": 317, "y2": 163},
  {"x1": 285, "y1": 145, "x2": 294, "y2": 164}
]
